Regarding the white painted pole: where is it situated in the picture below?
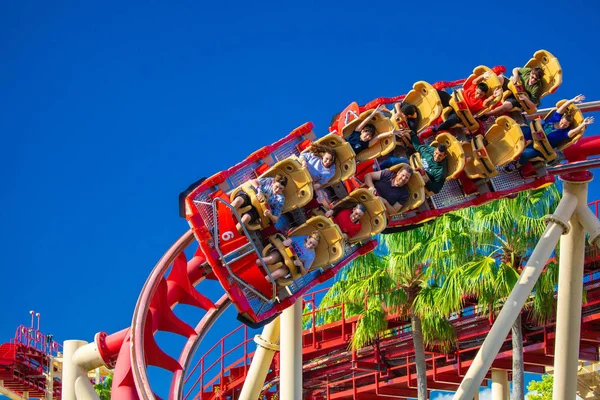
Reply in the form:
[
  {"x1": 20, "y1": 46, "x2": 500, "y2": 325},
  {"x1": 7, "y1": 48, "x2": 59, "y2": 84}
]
[
  {"x1": 452, "y1": 192, "x2": 578, "y2": 400},
  {"x1": 575, "y1": 204, "x2": 600, "y2": 248},
  {"x1": 74, "y1": 376, "x2": 99, "y2": 400},
  {"x1": 238, "y1": 317, "x2": 281, "y2": 400},
  {"x1": 491, "y1": 369, "x2": 508, "y2": 400},
  {"x1": 280, "y1": 299, "x2": 303, "y2": 400},
  {"x1": 46, "y1": 355, "x2": 54, "y2": 400},
  {"x1": 62, "y1": 340, "x2": 87, "y2": 400},
  {"x1": 71, "y1": 341, "x2": 105, "y2": 372},
  {"x1": 62, "y1": 339, "x2": 106, "y2": 400},
  {"x1": 553, "y1": 177, "x2": 590, "y2": 400}
]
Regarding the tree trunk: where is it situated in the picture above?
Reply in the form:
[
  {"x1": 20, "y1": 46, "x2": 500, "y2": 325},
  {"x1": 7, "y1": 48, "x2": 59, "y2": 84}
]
[
  {"x1": 511, "y1": 313, "x2": 524, "y2": 400},
  {"x1": 411, "y1": 311, "x2": 428, "y2": 400}
]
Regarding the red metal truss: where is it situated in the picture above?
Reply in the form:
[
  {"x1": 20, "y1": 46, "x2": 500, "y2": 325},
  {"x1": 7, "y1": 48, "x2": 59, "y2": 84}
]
[
  {"x1": 186, "y1": 207, "x2": 600, "y2": 399},
  {"x1": 0, "y1": 325, "x2": 62, "y2": 399}
]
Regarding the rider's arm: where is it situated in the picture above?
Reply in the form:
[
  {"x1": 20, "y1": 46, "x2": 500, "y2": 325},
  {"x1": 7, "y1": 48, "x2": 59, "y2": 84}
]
[
  {"x1": 567, "y1": 117, "x2": 594, "y2": 138},
  {"x1": 380, "y1": 197, "x2": 402, "y2": 215},
  {"x1": 364, "y1": 171, "x2": 382, "y2": 191},
  {"x1": 355, "y1": 105, "x2": 383, "y2": 132},
  {"x1": 557, "y1": 94, "x2": 584, "y2": 115},
  {"x1": 520, "y1": 94, "x2": 538, "y2": 109}
]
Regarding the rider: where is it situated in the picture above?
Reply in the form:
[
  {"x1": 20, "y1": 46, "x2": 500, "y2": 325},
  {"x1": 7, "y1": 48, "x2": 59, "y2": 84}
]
[
  {"x1": 485, "y1": 66, "x2": 544, "y2": 116},
  {"x1": 346, "y1": 105, "x2": 401, "y2": 156},
  {"x1": 432, "y1": 72, "x2": 503, "y2": 133},
  {"x1": 364, "y1": 164, "x2": 413, "y2": 216},
  {"x1": 381, "y1": 129, "x2": 448, "y2": 194},
  {"x1": 230, "y1": 175, "x2": 287, "y2": 232},
  {"x1": 325, "y1": 199, "x2": 366, "y2": 241},
  {"x1": 516, "y1": 94, "x2": 594, "y2": 167},
  {"x1": 261, "y1": 231, "x2": 320, "y2": 282},
  {"x1": 299, "y1": 143, "x2": 337, "y2": 189}
]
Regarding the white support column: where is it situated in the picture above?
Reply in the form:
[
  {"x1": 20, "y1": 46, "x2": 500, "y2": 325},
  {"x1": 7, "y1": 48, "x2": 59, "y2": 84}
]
[
  {"x1": 452, "y1": 192, "x2": 578, "y2": 400},
  {"x1": 553, "y1": 176, "x2": 591, "y2": 400},
  {"x1": 239, "y1": 317, "x2": 281, "y2": 400},
  {"x1": 74, "y1": 376, "x2": 99, "y2": 400},
  {"x1": 62, "y1": 339, "x2": 105, "y2": 400},
  {"x1": 491, "y1": 369, "x2": 509, "y2": 400},
  {"x1": 280, "y1": 299, "x2": 303, "y2": 400},
  {"x1": 575, "y1": 204, "x2": 600, "y2": 249},
  {"x1": 62, "y1": 340, "x2": 88, "y2": 400},
  {"x1": 46, "y1": 355, "x2": 54, "y2": 400}
]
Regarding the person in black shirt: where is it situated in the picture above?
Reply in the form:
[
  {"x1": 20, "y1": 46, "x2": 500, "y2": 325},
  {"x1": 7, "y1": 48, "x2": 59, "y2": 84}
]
[
  {"x1": 364, "y1": 164, "x2": 413, "y2": 215},
  {"x1": 346, "y1": 105, "x2": 399, "y2": 156}
]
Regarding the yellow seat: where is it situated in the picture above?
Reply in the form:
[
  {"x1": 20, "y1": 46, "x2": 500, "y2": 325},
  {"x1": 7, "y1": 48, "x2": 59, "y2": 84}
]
[
  {"x1": 484, "y1": 116, "x2": 525, "y2": 166},
  {"x1": 467, "y1": 116, "x2": 525, "y2": 178},
  {"x1": 263, "y1": 158, "x2": 313, "y2": 213},
  {"x1": 526, "y1": 50, "x2": 562, "y2": 100},
  {"x1": 312, "y1": 133, "x2": 356, "y2": 186},
  {"x1": 503, "y1": 50, "x2": 562, "y2": 114},
  {"x1": 445, "y1": 89, "x2": 479, "y2": 132},
  {"x1": 230, "y1": 181, "x2": 271, "y2": 230},
  {"x1": 262, "y1": 233, "x2": 302, "y2": 285},
  {"x1": 388, "y1": 163, "x2": 425, "y2": 213},
  {"x1": 392, "y1": 81, "x2": 442, "y2": 133},
  {"x1": 530, "y1": 119, "x2": 557, "y2": 162},
  {"x1": 409, "y1": 153, "x2": 433, "y2": 196},
  {"x1": 472, "y1": 135, "x2": 499, "y2": 178},
  {"x1": 341, "y1": 109, "x2": 396, "y2": 161},
  {"x1": 529, "y1": 99, "x2": 586, "y2": 164},
  {"x1": 262, "y1": 216, "x2": 344, "y2": 286},
  {"x1": 442, "y1": 66, "x2": 502, "y2": 133},
  {"x1": 230, "y1": 159, "x2": 313, "y2": 229},
  {"x1": 545, "y1": 99, "x2": 586, "y2": 151},
  {"x1": 430, "y1": 132, "x2": 465, "y2": 180},
  {"x1": 464, "y1": 65, "x2": 503, "y2": 116},
  {"x1": 461, "y1": 141, "x2": 487, "y2": 180},
  {"x1": 337, "y1": 188, "x2": 387, "y2": 242}
]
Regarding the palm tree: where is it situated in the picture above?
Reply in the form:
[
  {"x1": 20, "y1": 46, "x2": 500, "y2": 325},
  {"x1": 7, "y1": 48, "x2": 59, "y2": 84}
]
[
  {"x1": 317, "y1": 222, "x2": 458, "y2": 400},
  {"x1": 93, "y1": 374, "x2": 113, "y2": 400},
  {"x1": 437, "y1": 186, "x2": 561, "y2": 400}
]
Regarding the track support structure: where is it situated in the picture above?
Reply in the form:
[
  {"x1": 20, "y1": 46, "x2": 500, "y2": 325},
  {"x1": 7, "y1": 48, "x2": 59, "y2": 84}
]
[
  {"x1": 553, "y1": 173, "x2": 592, "y2": 400},
  {"x1": 280, "y1": 299, "x2": 303, "y2": 400},
  {"x1": 238, "y1": 317, "x2": 281, "y2": 400},
  {"x1": 452, "y1": 187, "x2": 578, "y2": 400},
  {"x1": 61, "y1": 339, "x2": 107, "y2": 400}
]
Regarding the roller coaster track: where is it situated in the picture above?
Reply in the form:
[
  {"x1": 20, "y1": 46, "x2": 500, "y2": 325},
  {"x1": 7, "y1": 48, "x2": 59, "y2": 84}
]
[{"x1": 99, "y1": 102, "x2": 600, "y2": 400}]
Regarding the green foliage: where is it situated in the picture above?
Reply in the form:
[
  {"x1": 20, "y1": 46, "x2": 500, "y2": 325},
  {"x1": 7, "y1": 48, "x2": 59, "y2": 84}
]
[
  {"x1": 315, "y1": 217, "x2": 458, "y2": 351},
  {"x1": 527, "y1": 374, "x2": 554, "y2": 399},
  {"x1": 313, "y1": 185, "x2": 562, "y2": 397},
  {"x1": 93, "y1": 374, "x2": 112, "y2": 400}
]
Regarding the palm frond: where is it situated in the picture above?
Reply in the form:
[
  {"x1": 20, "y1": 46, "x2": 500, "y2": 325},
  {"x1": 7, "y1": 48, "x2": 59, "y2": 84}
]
[
  {"x1": 421, "y1": 314, "x2": 457, "y2": 353},
  {"x1": 351, "y1": 304, "x2": 388, "y2": 350}
]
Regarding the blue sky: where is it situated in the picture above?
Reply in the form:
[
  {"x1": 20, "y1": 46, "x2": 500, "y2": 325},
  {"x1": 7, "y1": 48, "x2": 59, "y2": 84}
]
[{"x1": 2, "y1": 1, "x2": 600, "y2": 399}]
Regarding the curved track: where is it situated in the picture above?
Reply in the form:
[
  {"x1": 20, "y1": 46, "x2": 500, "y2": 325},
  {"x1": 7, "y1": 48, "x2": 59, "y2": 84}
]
[{"x1": 102, "y1": 103, "x2": 600, "y2": 399}]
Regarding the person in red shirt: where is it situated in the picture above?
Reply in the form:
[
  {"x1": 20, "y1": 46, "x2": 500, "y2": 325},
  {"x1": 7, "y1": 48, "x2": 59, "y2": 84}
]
[
  {"x1": 432, "y1": 72, "x2": 502, "y2": 133},
  {"x1": 325, "y1": 200, "x2": 366, "y2": 241}
]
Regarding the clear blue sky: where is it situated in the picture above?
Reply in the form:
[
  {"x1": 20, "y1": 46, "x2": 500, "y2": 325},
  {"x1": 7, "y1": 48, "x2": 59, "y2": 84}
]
[{"x1": 2, "y1": 1, "x2": 600, "y2": 399}]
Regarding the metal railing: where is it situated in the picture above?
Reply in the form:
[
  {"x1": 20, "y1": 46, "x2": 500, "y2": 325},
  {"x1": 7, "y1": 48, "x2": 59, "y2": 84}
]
[
  {"x1": 211, "y1": 197, "x2": 277, "y2": 304},
  {"x1": 185, "y1": 202, "x2": 600, "y2": 399},
  {"x1": 13, "y1": 324, "x2": 62, "y2": 357}
]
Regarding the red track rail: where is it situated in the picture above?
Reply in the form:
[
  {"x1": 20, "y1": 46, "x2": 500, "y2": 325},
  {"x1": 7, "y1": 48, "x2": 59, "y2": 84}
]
[{"x1": 54, "y1": 84, "x2": 600, "y2": 399}]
